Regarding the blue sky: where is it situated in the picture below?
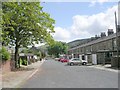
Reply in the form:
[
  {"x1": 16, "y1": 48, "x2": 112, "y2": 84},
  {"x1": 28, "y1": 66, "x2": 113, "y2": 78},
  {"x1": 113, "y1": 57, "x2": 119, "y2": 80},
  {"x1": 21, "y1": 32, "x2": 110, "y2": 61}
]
[
  {"x1": 41, "y1": 2, "x2": 117, "y2": 28},
  {"x1": 36, "y1": 1, "x2": 118, "y2": 44}
]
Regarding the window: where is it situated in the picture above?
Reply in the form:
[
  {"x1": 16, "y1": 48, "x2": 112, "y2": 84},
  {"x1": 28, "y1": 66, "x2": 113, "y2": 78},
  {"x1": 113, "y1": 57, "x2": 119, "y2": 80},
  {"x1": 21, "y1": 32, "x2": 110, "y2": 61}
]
[
  {"x1": 82, "y1": 55, "x2": 85, "y2": 60},
  {"x1": 73, "y1": 58, "x2": 79, "y2": 61},
  {"x1": 113, "y1": 39, "x2": 117, "y2": 50}
]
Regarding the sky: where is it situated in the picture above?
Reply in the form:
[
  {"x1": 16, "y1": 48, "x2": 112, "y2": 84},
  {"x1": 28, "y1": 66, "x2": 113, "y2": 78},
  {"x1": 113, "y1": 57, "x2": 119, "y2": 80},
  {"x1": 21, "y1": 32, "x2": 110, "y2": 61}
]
[{"x1": 39, "y1": 0, "x2": 119, "y2": 44}]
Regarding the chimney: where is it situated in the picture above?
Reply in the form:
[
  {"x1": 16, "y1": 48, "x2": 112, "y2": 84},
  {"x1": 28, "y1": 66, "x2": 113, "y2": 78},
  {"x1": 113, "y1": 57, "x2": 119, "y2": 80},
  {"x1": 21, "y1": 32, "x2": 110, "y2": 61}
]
[
  {"x1": 101, "y1": 32, "x2": 106, "y2": 37},
  {"x1": 91, "y1": 37, "x2": 95, "y2": 41},
  {"x1": 95, "y1": 35, "x2": 100, "y2": 39},
  {"x1": 108, "y1": 29, "x2": 114, "y2": 36}
]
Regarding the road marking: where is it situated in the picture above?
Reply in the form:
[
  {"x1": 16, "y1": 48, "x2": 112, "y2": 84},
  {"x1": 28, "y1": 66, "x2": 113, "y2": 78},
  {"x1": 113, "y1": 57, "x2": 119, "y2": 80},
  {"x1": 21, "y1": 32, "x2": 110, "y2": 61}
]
[
  {"x1": 27, "y1": 69, "x2": 38, "y2": 79},
  {"x1": 26, "y1": 60, "x2": 45, "y2": 80},
  {"x1": 15, "y1": 60, "x2": 44, "y2": 88}
]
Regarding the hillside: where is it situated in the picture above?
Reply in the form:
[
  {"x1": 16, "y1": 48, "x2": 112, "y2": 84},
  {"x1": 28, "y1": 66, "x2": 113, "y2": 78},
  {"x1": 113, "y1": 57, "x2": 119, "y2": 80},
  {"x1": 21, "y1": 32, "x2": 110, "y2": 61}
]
[{"x1": 67, "y1": 38, "x2": 92, "y2": 48}]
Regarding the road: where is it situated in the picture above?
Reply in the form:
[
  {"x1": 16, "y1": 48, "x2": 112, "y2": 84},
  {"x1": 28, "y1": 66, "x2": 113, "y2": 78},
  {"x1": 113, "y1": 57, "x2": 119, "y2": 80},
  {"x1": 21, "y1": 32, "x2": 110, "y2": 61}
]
[{"x1": 20, "y1": 59, "x2": 118, "y2": 88}]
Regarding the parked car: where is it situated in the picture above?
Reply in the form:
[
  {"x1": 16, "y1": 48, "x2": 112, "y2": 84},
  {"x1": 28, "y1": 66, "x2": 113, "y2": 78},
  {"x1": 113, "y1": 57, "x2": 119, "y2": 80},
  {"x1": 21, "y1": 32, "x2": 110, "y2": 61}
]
[
  {"x1": 67, "y1": 58, "x2": 87, "y2": 66},
  {"x1": 58, "y1": 58, "x2": 63, "y2": 61},
  {"x1": 60, "y1": 58, "x2": 69, "y2": 63},
  {"x1": 55, "y1": 58, "x2": 59, "y2": 61}
]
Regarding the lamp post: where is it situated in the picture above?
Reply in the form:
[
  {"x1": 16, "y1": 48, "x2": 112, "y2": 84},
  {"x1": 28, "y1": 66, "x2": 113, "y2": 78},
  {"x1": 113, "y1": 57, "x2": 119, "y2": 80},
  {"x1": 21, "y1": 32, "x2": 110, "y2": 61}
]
[{"x1": 115, "y1": 11, "x2": 119, "y2": 68}]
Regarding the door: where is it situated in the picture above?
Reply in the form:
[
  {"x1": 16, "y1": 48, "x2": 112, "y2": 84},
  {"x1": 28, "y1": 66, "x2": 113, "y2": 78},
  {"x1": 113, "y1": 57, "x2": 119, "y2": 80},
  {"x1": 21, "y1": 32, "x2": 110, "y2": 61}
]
[
  {"x1": 73, "y1": 58, "x2": 80, "y2": 64},
  {"x1": 92, "y1": 54, "x2": 97, "y2": 65}
]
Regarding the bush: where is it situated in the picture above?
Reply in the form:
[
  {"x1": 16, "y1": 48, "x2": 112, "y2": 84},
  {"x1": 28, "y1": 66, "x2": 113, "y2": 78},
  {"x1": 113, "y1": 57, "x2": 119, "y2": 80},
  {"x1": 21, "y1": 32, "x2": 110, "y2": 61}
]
[
  {"x1": 20, "y1": 58, "x2": 23, "y2": 65},
  {"x1": 22, "y1": 59, "x2": 27, "y2": 66},
  {"x1": 0, "y1": 47, "x2": 11, "y2": 61}
]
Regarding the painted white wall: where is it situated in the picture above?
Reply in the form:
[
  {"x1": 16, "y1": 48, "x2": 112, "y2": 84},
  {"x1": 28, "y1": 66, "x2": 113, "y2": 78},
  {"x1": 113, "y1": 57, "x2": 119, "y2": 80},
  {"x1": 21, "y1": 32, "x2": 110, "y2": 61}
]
[
  {"x1": 79, "y1": 55, "x2": 82, "y2": 60},
  {"x1": 92, "y1": 54, "x2": 97, "y2": 65}
]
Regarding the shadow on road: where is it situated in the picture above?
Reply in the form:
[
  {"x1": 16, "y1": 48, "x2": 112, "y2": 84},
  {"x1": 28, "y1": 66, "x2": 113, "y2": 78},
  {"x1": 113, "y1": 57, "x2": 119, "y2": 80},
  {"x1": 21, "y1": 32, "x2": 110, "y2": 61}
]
[{"x1": 12, "y1": 67, "x2": 35, "y2": 72}]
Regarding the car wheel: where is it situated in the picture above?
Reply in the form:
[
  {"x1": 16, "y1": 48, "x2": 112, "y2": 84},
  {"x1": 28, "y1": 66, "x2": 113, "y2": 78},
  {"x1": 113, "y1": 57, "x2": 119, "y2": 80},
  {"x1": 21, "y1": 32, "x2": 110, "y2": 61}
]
[
  {"x1": 70, "y1": 63, "x2": 74, "y2": 66},
  {"x1": 82, "y1": 62, "x2": 86, "y2": 65}
]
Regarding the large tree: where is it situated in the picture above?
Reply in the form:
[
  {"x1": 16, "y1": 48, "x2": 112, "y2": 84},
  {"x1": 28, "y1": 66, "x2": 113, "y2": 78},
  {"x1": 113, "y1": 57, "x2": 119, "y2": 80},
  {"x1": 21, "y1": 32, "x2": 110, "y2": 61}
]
[
  {"x1": 47, "y1": 41, "x2": 68, "y2": 58},
  {"x1": 2, "y1": 2, "x2": 55, "y2": 68}
]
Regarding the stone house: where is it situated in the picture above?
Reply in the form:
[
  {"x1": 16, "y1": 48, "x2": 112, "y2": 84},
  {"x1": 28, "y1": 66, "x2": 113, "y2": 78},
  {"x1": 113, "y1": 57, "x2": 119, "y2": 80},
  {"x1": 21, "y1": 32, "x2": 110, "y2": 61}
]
[{"x1": 68, "y1": 29, "x2": 120, "y2": 67}]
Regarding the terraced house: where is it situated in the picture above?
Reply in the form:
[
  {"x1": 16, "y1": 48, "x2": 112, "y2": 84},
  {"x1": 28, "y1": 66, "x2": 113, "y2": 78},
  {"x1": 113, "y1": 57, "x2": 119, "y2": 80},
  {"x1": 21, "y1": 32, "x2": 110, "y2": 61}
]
[{"x1": 67, "y1": 27, "x2": 120, "y2": 67}]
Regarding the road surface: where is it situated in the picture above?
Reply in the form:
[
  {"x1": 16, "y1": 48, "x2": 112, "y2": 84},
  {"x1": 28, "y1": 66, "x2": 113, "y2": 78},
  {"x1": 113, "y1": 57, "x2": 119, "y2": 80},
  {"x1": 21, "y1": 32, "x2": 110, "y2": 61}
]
[{"x1": 20, "y1": 59, "x2": 118, "y2": 88}]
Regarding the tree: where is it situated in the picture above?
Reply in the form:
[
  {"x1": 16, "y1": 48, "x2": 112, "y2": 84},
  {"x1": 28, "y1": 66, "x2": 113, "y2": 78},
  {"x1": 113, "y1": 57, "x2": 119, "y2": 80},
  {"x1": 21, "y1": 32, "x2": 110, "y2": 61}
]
[
  {"x1": 20, "y1": 48, "x2": 32, "y2": 53},
  {"x1": 47, "y1": 41, "x2": 68, "y2": 57},
  {"x1": 2, "y1": 2, "x2": 55, "y2": 68}
]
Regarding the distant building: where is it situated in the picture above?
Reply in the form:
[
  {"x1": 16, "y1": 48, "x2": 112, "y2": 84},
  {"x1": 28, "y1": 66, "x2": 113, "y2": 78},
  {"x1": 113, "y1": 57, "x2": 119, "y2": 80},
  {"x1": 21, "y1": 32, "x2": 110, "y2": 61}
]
[{"x1": 19, "y1": 53, "x2": 37, "y2": 65}]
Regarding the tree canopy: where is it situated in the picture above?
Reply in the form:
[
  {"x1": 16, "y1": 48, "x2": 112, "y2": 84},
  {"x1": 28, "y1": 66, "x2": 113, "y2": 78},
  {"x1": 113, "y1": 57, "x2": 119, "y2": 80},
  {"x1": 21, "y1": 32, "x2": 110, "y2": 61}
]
[
  {"x1": 2, "y1": 2, "x2": 55, "y2": 47},
  {"x1": 47, "y1": 41, "x2": 68, "y2": 58},
  {"x1": 2, "y1": 2, "x2": 55, "y2": 68}
]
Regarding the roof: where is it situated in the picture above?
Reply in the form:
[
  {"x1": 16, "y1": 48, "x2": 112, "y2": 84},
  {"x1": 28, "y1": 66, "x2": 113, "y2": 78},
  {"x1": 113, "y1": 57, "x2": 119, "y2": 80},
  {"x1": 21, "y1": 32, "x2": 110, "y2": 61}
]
[{"x1": 69, "y1": 32, "x2": 120, "y2": 51}]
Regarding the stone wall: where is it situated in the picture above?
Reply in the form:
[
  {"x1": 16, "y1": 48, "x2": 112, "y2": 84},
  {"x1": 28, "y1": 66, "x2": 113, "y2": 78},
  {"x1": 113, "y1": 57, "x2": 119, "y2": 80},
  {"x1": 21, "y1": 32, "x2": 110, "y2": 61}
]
[{"x1": 111, "y1": 57, "x2": 120, "y2": 67}]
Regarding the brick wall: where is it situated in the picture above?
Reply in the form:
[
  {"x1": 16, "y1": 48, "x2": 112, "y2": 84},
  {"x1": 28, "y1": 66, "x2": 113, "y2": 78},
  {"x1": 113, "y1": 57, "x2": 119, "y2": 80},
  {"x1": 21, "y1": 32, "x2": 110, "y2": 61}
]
[
  {"x1": 2, "y1": 60, "x2": 12, "y2": 74},
  {"x1": 1, "y1": 59, "x2": 18, "y2": 74}
]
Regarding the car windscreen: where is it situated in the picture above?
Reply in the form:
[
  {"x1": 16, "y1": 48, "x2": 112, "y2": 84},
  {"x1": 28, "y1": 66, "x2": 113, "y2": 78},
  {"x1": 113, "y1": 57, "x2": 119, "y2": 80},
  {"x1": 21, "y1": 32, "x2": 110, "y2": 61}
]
[{"x1": 73, "y1": 58, "x2": 80, "y2": 61}]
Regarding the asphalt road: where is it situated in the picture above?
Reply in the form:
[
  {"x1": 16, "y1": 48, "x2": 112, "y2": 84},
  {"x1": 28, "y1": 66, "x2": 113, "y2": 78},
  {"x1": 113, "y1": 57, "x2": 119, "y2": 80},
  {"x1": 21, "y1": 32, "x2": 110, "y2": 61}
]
[{"x1": 20, "y1": 59, "x2": 118, "y2": 88}]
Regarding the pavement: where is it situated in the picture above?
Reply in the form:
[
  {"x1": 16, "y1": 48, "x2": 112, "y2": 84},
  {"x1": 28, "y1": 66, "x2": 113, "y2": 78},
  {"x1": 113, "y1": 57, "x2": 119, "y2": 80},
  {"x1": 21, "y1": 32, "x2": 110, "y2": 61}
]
[
  {"x1": 2, "y1": 60, "x2": 44, "y2": 88},
  {"x1": 88, "y1": 64, "x2": 119, "y2": 73},
  {"x1": 1, "y1": 59, "x2": 119, "y2": 88},
  {"x1": 0, "y1": 69, "x2": 2, "y2": 90}
]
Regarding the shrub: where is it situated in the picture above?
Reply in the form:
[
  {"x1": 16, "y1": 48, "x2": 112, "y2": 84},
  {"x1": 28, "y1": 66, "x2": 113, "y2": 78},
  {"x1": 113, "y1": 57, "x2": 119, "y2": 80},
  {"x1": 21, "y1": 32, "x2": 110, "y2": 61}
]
[
  {"x1": 0, "y1": 47, "x2": 11, "y2": 61},
  {"x1": 22, "y1": 59, "x2": 27, "y2": 66},
  {"x1": 20, "y1": 58, "x2": 23, "y2": 65}
]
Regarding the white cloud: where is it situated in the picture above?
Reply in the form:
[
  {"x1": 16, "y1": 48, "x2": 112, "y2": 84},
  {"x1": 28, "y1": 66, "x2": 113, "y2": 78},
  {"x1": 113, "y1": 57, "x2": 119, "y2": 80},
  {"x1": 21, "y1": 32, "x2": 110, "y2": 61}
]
[
  {"x1": 53, "y1": 5, "x2": 118, "y2": 42},
  {"x1": 98, "y1": 0, "x2": 109, "y2": 4},
  {"x1": 89, "y1": 0, "x2": 97, "y2": 7},
  {"x1": 89, "y1": 0, "x2": 109, "y2": 7},
  {"x1": 52, "y1": 27, "x2": 71, "y2": 42}
]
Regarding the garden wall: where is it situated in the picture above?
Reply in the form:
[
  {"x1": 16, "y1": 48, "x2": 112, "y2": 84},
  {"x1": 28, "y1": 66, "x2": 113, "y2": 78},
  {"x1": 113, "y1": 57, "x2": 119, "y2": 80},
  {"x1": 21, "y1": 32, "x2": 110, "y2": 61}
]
[
  {"x1": 2, "y1": 60, "x2": 11, "y2": 74},
  {"x1": 1, "y1": 60, "x2": 16, "y2": 74}
]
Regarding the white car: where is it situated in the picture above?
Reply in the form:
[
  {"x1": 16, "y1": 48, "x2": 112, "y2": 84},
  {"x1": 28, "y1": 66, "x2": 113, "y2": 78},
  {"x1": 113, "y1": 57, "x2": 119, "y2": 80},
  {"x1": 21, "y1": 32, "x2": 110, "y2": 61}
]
[
  {"x1": 55, "y1": 58, "x2": 60, "y2": 61},
  {"x1": 67, "y1": 58, "x2": 87, "y2": 66}
]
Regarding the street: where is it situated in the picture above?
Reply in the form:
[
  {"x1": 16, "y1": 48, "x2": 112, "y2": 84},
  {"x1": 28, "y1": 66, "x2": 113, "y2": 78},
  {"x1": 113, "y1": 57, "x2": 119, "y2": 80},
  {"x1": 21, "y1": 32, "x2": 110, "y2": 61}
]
[{"x1": 20, "y1": 59, "x2": 118, "y2": 88}]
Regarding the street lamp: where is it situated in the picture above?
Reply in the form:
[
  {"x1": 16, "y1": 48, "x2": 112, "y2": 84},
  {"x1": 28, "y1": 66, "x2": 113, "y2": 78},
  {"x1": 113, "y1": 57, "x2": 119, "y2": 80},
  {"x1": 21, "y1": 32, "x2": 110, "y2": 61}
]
[{"x1": 115, "y1": 10, "x2": 119, "y2": 68}]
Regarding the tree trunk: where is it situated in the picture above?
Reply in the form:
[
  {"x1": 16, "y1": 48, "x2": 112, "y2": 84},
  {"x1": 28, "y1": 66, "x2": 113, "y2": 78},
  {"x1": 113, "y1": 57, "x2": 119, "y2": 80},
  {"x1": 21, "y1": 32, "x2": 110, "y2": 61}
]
[{"x1": 15, "y1": 42, "x2": 20, "y2": 68}]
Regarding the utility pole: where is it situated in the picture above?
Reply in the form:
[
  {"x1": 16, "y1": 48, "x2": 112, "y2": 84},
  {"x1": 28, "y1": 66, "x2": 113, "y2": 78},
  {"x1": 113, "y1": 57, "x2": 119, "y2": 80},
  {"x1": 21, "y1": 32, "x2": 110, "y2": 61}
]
[{"x1": 115, "y1": 11, "x2": 119, "y2": 68}]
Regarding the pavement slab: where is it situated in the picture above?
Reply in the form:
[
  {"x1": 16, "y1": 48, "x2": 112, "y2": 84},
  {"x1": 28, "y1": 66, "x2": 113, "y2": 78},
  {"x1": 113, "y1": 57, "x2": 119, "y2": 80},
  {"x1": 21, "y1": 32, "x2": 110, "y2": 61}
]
[{"x1": 2, "y1": 60, "x2": 44, "y2": 88}]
